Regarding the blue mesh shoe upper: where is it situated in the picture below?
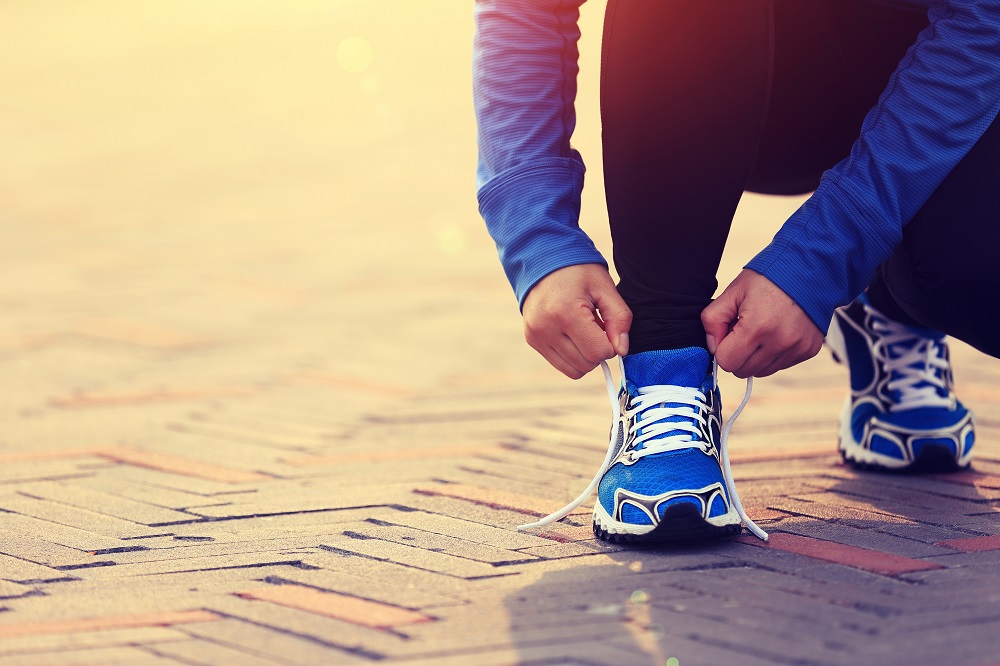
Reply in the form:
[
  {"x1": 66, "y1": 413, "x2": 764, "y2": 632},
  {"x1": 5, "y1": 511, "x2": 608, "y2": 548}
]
[{"x1": 597, "y1": 348, "x2": 732, "y2": 525}]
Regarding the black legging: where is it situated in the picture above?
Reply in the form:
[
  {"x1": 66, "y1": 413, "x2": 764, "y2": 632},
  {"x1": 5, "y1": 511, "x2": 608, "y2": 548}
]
[{"x1": 601, "y1": 0, "x2": 1000, "y2": 357}]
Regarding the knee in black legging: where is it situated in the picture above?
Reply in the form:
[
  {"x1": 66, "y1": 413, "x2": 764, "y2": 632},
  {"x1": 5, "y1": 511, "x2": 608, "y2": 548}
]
[{"x1": 882, "y1": 239, "x2": 1000, "y2": 358}]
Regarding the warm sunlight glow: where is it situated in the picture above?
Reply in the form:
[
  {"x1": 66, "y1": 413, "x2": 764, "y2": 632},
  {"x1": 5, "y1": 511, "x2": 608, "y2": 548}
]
[{"x1": 337, "y1": 36, "x2": 373, "y2": 73}]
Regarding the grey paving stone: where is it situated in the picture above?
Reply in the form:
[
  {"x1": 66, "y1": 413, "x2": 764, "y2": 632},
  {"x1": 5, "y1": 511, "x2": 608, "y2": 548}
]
[
  {"x1": 258, "y1": 569, "x2": 464, "y2": 610},
  {"x1": 0, "y1": 510, "x2": 122, "y2": 551},
  {"x1": 773, "y1": 519, "x2": 954, "y2": 558},
  {"x1": 179, "y1": 618, "x2": 373, "y2": 665},
  {"x1": 0, "y1": 627, "x2": 189, "y2": 657},
  {"x1": 17, "y1": 481, "x2": 194, "y2": 525},
  {"x1": 203, "y1": 595, "x2": 408, "y2": 658},
  {"x1": 348, "y1": 521, "x2": 539, "y2": 565},
  {"x1": 0, "y1": 553, "x2": 74, "y2": 584},
  {"x1": 317, "y1": 531, "x2": 513, "y2": 580},
  {"x1": 68, "y1": 551, "x2": 315, "y2": 580},
  {"x1": 0, "y1": 495, "x2": 162, "y2": 539},
  {"x1": 10, "y1": 646, "x2": 183, "y2": 666},
  {"x1": 374, "y1": 507, "x2": 557, "y2": 550},
  {"x1": 184, "y1": 484, "x2": 413, "y2": 520},
  {"x1": 146, "y1": 637, "x2": 289, "y2": 666}
]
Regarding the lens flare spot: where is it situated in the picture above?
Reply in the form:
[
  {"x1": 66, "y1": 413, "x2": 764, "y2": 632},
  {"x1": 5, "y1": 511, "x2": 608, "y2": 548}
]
[
  {"x1": 436, "y1": 225, "x2": 467, "y2": 255},
  {"x1": 666, "y1": 658, "x2": 680, "y2": 666},
  {"x1": 630, "y1": 589, "x2": 649, "y2": 605},
  {"x1": 337, "y1": 36, "x2": 373, "y2": 73}
]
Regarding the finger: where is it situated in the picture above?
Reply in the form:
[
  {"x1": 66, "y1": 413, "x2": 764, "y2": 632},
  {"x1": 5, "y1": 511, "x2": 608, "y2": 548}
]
[
  {"x1": 568, "y1": 312, "x2": 616, "y2": 365},
  {"x1": 593, "y1": 287, "x2": 633, "y2": 356},
  {"x1": 714, "y1": 320, "x2": 761, "y2": 375},
  {"x1": 541, "y1": 343, "x2": 587, "y2": 380},
  {"x1": 554, "y1": 332, "x2": 602, "y2": 374},
  {"x1": 756, "y1": 337, "x2": 823, "y2": 377},
  {"x1": 736, "y1": 344, "x2": 792, "y2": 379},
  {"x1": 728, "y1": 341, "x2": 771, "y2": 379},
  {"x1": 701, "y1": 291, "x2": 740, "y2": 356}
]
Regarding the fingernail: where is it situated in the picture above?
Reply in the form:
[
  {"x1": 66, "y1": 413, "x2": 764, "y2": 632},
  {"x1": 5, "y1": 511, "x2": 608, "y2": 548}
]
[
  {"x1": 706, "y1": 334, "x2": 717, "y2": 355},
  {"x1": 618, "y1": 333, "x2": 629, "y2": 357}
]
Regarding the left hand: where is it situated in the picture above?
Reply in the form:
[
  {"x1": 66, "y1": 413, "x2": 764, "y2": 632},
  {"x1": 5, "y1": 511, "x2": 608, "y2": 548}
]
[{"x1": 701, "y1": 269, "x2": 824, "y2": 379}]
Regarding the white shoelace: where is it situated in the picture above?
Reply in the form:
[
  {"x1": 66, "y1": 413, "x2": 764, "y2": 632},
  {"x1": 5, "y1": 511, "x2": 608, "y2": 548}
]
[
  {"x1": 517, "y1": 359, "x2": 768, "y2": 541},
  {"x1": 867, "y1": 306, "x2": 952, "y2": 411}
]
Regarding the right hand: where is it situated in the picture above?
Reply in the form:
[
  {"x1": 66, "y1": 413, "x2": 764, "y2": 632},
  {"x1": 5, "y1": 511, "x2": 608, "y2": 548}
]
[{"x1": 521, "y1": 264, "x2": 632, "y2": 379}]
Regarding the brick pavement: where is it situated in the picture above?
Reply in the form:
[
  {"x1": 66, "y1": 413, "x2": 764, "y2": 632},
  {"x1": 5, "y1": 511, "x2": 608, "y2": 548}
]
[{"x1": 3, "y1": 2, "x2": 1000, "y2": 665}]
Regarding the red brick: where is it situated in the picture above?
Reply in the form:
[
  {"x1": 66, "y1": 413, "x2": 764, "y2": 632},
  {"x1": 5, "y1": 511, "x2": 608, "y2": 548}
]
[
  {"x1": 98, "y1": 445, "x2": 269, "y2": 484},
  {"x1": 737, "y1": 532, "x2": 944, "y2": 575},
  {"x1": 236, "y1": 586, "x2": 433, "y2": 629},
  {"x1": 935, "y1": 535, "x2": 1000, "y2": 553},
  {"x1": 0, "y1": 610, "x2": 219, "y2": 638}
]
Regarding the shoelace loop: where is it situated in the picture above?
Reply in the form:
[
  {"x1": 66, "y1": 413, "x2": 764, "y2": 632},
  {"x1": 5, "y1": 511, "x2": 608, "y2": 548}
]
[
  {"x1": 626, "y1": 386, "x2": 710, "y2": 460},
  {"x1": 517, "y1": 359, "x2": 768, "y2": 541},
  {"x1": 867, "y1": 306, "x2": 952, "y2": 411}
]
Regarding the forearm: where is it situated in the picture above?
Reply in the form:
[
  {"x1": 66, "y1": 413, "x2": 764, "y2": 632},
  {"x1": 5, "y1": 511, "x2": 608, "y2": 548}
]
[{"x1": 473, "y1": 0, "x2": 606, "y2": 307}]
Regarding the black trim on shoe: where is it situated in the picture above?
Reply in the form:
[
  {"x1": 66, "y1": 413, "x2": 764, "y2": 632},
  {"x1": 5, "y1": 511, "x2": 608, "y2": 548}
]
[{"x1": 593, "y1": 503, "x2": 741, "y2": 545}]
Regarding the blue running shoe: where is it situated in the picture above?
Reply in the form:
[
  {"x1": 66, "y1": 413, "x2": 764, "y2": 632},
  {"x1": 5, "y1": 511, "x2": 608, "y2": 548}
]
[
  {"x1": 826, "y1": 294, "x2": 974, "y2": 471},
  {"x1": 592, "y1": 348, "x2": 742, "y2": 543}
]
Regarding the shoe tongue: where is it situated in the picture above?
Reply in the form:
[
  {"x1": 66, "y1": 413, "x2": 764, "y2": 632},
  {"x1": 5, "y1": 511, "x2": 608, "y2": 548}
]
[
  {"x1": 623, "y1": 348, "x2": 710, "y2": 392},
  {"x1": 622, "y1": 348, "x2": 711, "y2": 450}
]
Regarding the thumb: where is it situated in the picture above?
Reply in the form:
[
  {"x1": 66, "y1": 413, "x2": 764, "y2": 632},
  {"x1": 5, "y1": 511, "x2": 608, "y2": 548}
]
[
  {"x1": 701, "y1": 286, "x2": 743, "y2": 355},
  {"x1": 593, "y1": 285, "x2": 633, "y2": 357}
]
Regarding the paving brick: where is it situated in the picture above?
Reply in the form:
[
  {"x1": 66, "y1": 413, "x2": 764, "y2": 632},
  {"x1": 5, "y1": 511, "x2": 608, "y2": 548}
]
[
  {"x1": 937, "y1": 535, "x2": 1000, "y2": 552},
  {"x1": 737, "y1": 532, "x2": 944, "y2": 575},
  {"x1": 349, "y1": 520, "x2": 539, "y2": 565},
  {"x1": 51, "y1": 387, "x2": 257, "y2": 409},
  {"x1": 0, "y1": 610, "x2": 219, "y2": 639},
  {"x1": 373, "y1": 507, "x2": 557, "y2": 549},
  {"x1": 10, "y1": 646, "x2": 179, "y2": 666},
  {"x1": 183, "y1": 485, "x2": 413, "y2": 521},
  {"x1": 773, "y1": 518, "x2": 956, "y2": 558},
  {"x1": 98, "y1": 446, "x2": 270, "y2": 485},
  {"x1": 256, "y1": 569, "x2": 464, "y2": 610},
  {"x1": 411, "y1": 482, "x2": 567, "y2": 518},
  {"x1": 237, "y1": 583, "x2": 433, "y2": 629},
  {"x1": 17, "y1": 481, "x2": 194, "y2": 525},
  {"x1": 146, "y1": 638, "x2": 289, "y2": 665},
  {"x1": 203, "y1": 595, "x2": 410, "y2": 658},
  {"x1": 0, "y1": 627, "x2": 190, "y2": 658},
  {"x1": 68, "y1": 551, "x2": 316, "y2": 580},
  {"x1": 318, "y1": 531, "x2": 513, "y2": 580},
  {"x1": 0, "y1": 510, "x2": 121, "y2": 551},
  {"x1": 0, "y1": 495, "x2": 162, "y2": 540},
  {"x1": 0, "y1": 553, "x2": 76, "y2": 584},
  {"x1": 179, "y1": 618, "x2": 374, "y2": 665}
]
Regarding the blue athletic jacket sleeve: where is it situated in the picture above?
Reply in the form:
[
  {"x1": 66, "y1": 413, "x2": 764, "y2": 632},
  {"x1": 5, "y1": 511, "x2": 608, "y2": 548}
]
[
  {"x1": 473, "y1": 0, "x2": 603, "y2": 310},
  {"x1": 474, "y1": 0, "x2": 1000, "y2": 328}
]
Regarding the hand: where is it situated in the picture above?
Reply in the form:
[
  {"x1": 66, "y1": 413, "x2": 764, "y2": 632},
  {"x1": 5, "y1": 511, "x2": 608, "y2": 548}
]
[
  {"x1": 522, "y1": 264, "x2": 632, "y2": 379},
  {"x1": 701, "y1": 269, "x2": 823, "y2": 379}
]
